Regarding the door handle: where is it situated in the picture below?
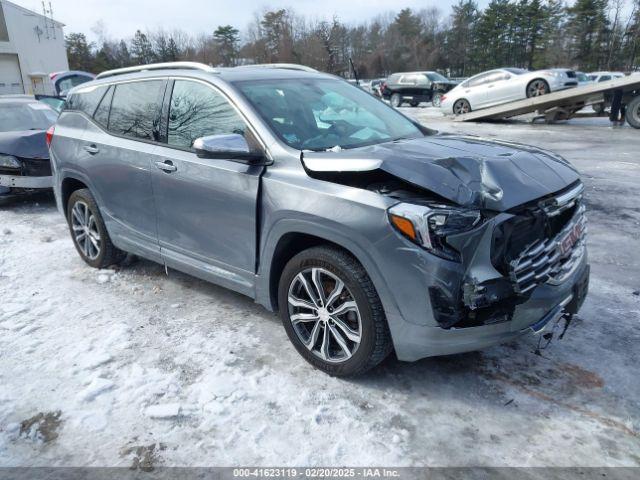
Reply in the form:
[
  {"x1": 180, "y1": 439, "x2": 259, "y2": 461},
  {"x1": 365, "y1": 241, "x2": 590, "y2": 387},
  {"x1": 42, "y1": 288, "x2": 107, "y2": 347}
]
[
  {"x1": 155, "y1": 160, "x2": 177, "y2": 173},
  {"x1": 83, "y1": 144, "x2": 99, "y2": 154}
]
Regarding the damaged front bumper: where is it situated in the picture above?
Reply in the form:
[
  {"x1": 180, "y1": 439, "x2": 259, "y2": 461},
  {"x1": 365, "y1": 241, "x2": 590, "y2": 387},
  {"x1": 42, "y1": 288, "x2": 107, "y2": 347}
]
[
  {"x1": 379, "y1": 183, "x2": 590, "y2": 361},
  {"x1": 392, "y1": 257, "x2": 589, "y2": 361},
  {"x1": 0, "y1": 174, "x2": 53, "y2": 189}
]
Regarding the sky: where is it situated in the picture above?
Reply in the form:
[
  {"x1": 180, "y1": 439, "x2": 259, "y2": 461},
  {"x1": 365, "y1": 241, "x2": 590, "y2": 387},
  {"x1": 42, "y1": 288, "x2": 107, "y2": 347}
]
[{"x1": 11, "y1": 0, "x2": 472, "y2": 41}]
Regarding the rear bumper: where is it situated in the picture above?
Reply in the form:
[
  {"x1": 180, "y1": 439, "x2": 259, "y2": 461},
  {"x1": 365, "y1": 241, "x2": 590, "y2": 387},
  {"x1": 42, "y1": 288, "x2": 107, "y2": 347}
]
[
  {"x1": 393, "y1": 257, "x2": 589, "y2": 361},
  {"x1": 0, "y1": 174, "x2": 53, "y2": 189}
]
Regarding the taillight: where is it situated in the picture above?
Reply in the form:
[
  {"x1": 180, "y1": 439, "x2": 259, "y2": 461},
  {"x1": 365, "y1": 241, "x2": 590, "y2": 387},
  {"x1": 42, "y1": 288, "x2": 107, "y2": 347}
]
[
  {"x1": 46, "y1": 125, "x2": 55, "y2": 148},
  {"x1": 440, "y1": 96, "x2": 447, "y2": 102}
]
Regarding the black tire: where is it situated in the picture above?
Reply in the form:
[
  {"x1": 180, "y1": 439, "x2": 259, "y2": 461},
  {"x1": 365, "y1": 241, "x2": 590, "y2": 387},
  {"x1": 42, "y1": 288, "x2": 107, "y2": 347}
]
[
  {"x1": 593, "y1": 102, "x2": 606, "y2": 115},
  {"x1": 66, "y1": 188, "x2": 126, "y2": 269},
  {"x1": 409, "y1": 101, "x2": 419, "y2": 107},
  {"x1": 627, "y1": 96, "x2": 640, "y2": 128},
  {"x1": 432, "y1": 92, "x2": 443, "y2": 107},
  {"x1": 390, "y1": 93, "x2": 402, "y2": 108},
  {"x1": 278, "y1": 246, "x2": 393, "y2": 376},
  {"x1": 452, "y1": 98, "x2": 471, "y2": 115},
  {"x1": 526, "y1": 79, "x2": 550, "y2": 98}
]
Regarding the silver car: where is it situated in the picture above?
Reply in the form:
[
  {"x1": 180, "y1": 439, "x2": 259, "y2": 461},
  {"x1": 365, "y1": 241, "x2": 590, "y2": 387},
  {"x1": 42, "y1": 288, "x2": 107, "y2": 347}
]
[
  {"x1": 441, "y1": 68, "x2": 579, "y2": 115},
  {"x1": 49, "y1": 62, "x2": 589, "y2": 376}
]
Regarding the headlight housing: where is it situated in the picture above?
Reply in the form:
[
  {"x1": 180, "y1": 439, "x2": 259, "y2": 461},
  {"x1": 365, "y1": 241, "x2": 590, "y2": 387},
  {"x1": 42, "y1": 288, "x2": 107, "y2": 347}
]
[
  {"x1": 388, "y1": 202, "x2": 481, "y2": 262},
  {"x1": 0, "y1": 154, "x2": 20, "y2": 169}
]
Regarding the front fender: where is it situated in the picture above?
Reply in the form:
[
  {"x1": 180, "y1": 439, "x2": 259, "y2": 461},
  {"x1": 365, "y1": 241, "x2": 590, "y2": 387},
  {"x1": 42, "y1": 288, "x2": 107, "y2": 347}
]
[{"x1": 255, "y1": 214, "x2": 403, "y2": 326}]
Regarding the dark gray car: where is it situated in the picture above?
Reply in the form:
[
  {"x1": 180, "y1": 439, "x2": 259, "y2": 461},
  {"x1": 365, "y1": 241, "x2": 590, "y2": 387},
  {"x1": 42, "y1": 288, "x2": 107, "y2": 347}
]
[
  {"x1": 49, "y1": 62, "x2": 589, "y2": 376},
  {"x1": 0, "y1": 96, "x2": 58, "y2": 194}
]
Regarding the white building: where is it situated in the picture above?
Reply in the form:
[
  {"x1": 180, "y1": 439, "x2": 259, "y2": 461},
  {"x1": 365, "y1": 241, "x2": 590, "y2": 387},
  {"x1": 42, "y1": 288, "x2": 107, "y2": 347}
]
[{"x1": 0, "y1": 0, "x2": 68, "y2": 95}]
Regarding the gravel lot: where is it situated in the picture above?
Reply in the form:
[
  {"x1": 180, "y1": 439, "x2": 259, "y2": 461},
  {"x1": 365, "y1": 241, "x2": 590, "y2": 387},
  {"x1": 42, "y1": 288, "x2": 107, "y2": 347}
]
[{"x1": 1, "y1": 108, "x2": 639, "y2": 468}]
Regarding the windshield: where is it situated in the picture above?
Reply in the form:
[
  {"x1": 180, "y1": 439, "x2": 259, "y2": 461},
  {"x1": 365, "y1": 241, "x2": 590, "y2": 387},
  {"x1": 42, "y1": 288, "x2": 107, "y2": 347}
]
[
  {"x1": 0, "y1": 102, "x2": 58, "y2": 133},
  {"x1": 235, "y1": 78, "x2": 423, "y2": 151},
  {"x1": 426, "y1": 72, "x2": 449, "y2": 82}
]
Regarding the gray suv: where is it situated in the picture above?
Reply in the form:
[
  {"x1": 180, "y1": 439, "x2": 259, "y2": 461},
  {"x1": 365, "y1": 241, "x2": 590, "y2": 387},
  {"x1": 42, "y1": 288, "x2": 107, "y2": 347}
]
[{"x1": 49, "y1": 62, "x2": 589, "y2": 376}]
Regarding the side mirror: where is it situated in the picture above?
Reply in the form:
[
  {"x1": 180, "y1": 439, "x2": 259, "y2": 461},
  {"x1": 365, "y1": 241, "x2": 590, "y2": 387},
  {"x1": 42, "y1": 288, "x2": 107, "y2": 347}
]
[{"x1": 193, "y1": 134, "x2": 266, "y2": 164}]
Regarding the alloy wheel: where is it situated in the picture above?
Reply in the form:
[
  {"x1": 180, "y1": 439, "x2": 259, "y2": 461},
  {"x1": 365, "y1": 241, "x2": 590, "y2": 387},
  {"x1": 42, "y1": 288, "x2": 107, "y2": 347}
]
[
  {"x1": 71, "y1": 201, "x2": 101, "y2": 260},
  {"x1": 432, "y1": 93, "x2": 442, "y2": 107},
  {"x1": 453, "y1": 99, "x2": 471, "y2": 115},
  {"x1": 287, "y1": 267, "x2": 362, "y2": 363},
  {"x1": 528, "y1": 80, "x2": 548, "y2": 97}
]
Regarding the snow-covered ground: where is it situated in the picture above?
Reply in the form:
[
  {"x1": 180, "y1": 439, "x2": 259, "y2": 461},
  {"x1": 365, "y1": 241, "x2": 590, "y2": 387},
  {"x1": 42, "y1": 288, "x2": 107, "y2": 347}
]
[{"x1": 1, "y1": 110, "x2": 639, "y2": 468}]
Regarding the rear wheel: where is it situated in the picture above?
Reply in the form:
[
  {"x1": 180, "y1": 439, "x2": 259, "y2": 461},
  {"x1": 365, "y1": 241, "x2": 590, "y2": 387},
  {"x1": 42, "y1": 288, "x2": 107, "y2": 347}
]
[
  {"x1": 278, "y1": 246, "x2": 393, "y2": 376},
  {"x1": 453, "y1": 98, "x2": 471, "y2": 115},
  {"x1": 67, "y1": 189, "x2": 126, "y2": 268},
  {"x1": 626, "y1": 96, "x2": 640, "y2": 128},
  {"x1": 390, "y1": 93, "x2": 402, "y2": 108},
  {"x1": 432, "y1": 92, "x2": 443, "y2": 107},
  {"x1": 526, "y1": 79, "x2": 550, "y2": 98}
]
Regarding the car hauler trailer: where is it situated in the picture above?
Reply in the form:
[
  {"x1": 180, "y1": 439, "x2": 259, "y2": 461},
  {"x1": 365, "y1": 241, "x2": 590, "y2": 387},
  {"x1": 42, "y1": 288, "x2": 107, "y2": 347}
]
[{"x1": 453, "y1": 75, "x2": 640, "y2": 128}]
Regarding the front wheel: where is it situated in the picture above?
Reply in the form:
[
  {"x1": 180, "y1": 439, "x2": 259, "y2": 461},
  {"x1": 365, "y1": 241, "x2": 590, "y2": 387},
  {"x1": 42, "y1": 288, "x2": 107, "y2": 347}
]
[
  {"x1": 67, "y1": 188, "x2": 126, "y2": 268},
  {"x1": 390, "y1": 93, "x2": 402, "y2": 108},
  {"x1": 527, "y1": 79, "x2": 550, "y2": 98},
  {"x1": 453, "y1": 99, "x2": 471, "y2": 115},
  {"x1": 432, "y1": 92, "x2": 443, "y2": 107},
  {"x1": 278, "y1": 246, "x2": 393, "y2": 376}
]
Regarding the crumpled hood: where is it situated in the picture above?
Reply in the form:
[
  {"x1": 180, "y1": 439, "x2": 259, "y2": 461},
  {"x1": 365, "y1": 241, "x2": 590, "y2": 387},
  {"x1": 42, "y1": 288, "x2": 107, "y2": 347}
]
[
  {"x1": 302, "y1": 134, "x2": 580, "y2": 211},
  {"x1": 0, "y1": 130, "x2": 49, "y2": 160}
]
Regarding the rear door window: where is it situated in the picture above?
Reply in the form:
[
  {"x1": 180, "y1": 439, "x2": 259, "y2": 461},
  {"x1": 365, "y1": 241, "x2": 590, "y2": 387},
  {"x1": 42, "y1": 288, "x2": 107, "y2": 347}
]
[
  {"x1": 167, "y1": 80, "x2": 246, "y2": 150},
  {"x1": 108, "y1": 80, "x2": 165, "y2": 141}
]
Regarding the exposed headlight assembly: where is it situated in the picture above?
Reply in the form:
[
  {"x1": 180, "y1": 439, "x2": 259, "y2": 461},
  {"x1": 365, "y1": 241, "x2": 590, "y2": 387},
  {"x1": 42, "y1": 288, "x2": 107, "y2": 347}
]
[
  {"x1": 0, "y1": 154, "x2": 20, "y2": 169},
  {"x1": 388, "y1": 202, "x2": 481, "y2": 262}
]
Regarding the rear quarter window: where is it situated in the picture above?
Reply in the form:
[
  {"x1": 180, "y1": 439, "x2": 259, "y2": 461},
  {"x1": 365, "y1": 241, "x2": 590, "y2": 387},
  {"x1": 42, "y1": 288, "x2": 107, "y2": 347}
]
[{"x1": 66, "y1": 85, "x2": 108, "y2": 117}]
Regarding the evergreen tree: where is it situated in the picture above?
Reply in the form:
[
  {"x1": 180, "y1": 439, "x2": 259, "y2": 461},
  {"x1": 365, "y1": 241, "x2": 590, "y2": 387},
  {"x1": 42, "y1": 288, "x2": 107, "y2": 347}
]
[
  {"x1": 130, "y1": 30, "x2": 155, "y2": 64},
  {"x1": 566, "y1": 0, "x2": 610, "y2": 70},
  {"x1": 447, "y1": 0, "x2": 479, "y2": 76},
  {"x1": 65, "y1": 33, "x2": 94, "y2": 71},
  {"x1": 213, "y1": 25, "x2": 240, "y2": 66}
]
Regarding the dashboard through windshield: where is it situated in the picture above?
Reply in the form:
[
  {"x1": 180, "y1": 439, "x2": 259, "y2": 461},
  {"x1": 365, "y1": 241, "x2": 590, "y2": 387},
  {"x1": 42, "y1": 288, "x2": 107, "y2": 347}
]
[{"x1": 234, "y1": 78, "x2": 423, "y2": 151}]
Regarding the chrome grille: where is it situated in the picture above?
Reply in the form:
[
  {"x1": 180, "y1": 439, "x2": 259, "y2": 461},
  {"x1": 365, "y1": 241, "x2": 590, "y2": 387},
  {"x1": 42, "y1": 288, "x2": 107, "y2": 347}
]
[{"x1": 509, "y1": 204, "x2": 586, "y2": 294}]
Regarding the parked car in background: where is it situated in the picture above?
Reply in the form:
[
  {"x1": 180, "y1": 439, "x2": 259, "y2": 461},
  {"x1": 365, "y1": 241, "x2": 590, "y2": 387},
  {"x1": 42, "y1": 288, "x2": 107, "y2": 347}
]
[
  {"x1": 50, "y1": 62, "x2": 589, "y2": 376},
  {"x1": 575, "y1": 71, "x2": 591, "y2": 86},
  {"x1": 586, "y1": 72, "x2": 626, "y2": 114},
  {"x1": 587, "y1": 71, "x2": 625, "y2": 83},
  {"x1": 382, "y1": 71, "x2": 458, "y2": 107},
  {"x1": 441, "y1": 68, "x2": 579, "y2": 115},
  {"x1": 0, "y1": 95, "x2": 58, "y2": 195},
  {"x1": 50, "y1": 71, "x2": 95, "y2": 96}
]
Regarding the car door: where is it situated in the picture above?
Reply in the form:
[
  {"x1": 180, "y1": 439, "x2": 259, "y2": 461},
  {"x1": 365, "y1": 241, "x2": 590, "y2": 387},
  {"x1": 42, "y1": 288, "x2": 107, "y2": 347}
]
[
  {"x1": 151, "y1": 78, "x2": 264, "y2": 296},
  {"x1": 483, "y1": 71, "x2": 515, "y2": 106},
  {"x1": 81, "y1": 79, "x2": 167, "y2": 261},
  {"x1": 462, "y1": 73, "x2": 491, "y2": 109}
]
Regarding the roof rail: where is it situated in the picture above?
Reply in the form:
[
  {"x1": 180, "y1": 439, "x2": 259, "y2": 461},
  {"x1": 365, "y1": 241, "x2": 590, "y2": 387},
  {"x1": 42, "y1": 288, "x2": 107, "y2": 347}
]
[
  {"x1": 235, "y1": 63, "x2": 318, "y2": 73},
  {"x1": 96, "y1": 62, "x2": 218, "y2": 80}
]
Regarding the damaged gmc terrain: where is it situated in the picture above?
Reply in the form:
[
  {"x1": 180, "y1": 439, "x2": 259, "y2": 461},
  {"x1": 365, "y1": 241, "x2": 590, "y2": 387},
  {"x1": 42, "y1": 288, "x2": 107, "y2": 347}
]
[{"x1": 50, "y1": 62, "x2": 589, "y2": 376}]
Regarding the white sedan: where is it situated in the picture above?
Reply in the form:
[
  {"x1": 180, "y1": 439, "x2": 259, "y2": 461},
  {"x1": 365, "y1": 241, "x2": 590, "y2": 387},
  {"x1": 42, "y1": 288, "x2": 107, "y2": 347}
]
[{"x1": 440, "y1": 68, "x2": 579, "y2": 115}]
